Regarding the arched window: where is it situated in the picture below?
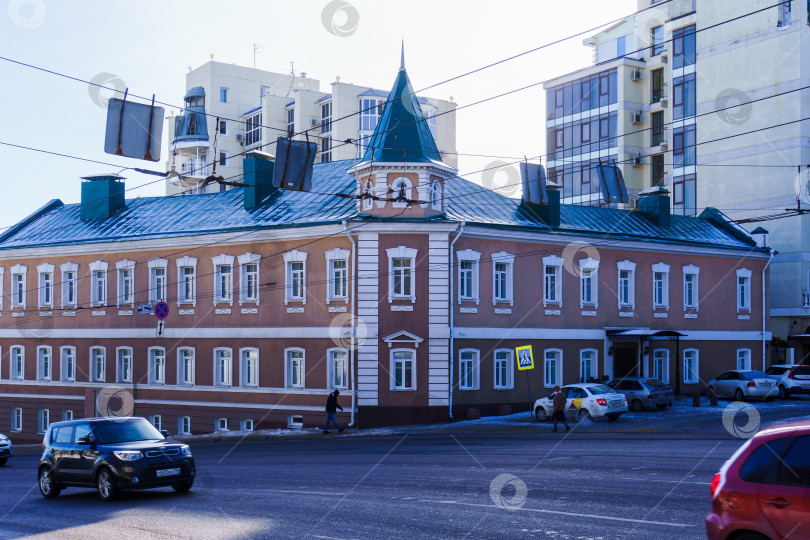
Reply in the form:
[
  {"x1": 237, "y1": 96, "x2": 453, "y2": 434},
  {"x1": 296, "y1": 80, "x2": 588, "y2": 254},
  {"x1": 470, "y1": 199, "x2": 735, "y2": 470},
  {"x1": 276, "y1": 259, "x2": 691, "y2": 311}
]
[
  {"x1": 187, "y1": 113, "x2": 199, "y2": 136},
  {"x1": 431, "y1": 182, "x2": 442, "y2": 210},
  {"x1": 363, "y1": 180, "x2": 374, "y2": 211},
  {"x1": 391, "y1": 177, "x2": 413, "y2": 208}
]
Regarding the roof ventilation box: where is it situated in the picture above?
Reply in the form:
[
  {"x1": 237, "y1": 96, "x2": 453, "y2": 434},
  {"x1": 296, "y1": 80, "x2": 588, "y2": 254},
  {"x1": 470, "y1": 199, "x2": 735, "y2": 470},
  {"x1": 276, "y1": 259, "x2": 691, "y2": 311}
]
[
  {"x1": 519, "y1": 162, "x2": 560, "y2": 228},
  {"x1": 243, "y1": 151, "x2": 276, "y2": 210},
  {"x1": 80, "y1": 174, "x2": 126, "y2": 221},
  {"x1": 637, "y1": 186, "x2": 671, "y2": 227}
]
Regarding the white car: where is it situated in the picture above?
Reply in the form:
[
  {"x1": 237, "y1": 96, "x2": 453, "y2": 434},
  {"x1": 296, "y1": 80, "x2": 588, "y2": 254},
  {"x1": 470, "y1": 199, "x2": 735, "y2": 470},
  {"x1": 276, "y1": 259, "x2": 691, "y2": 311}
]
[
  {"x1": 707, "y1": 370, "x2": 777, "y2": 401},
  {"x1": 764, "y1": 364, "x2": 810, "y2": 399},
  {"x1": 533, "y1": 383, "x2": 628, "y2": 422},
  {"x1": 0, "y1": 433, "x2": 11, "y2": 466}
]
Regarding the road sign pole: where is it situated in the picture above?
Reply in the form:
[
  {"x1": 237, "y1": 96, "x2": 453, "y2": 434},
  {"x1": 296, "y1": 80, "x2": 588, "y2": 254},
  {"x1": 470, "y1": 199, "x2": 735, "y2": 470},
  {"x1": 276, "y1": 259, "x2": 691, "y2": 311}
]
[{"x1": 526, "y1": 371, "x2": 534, "y2": 423}]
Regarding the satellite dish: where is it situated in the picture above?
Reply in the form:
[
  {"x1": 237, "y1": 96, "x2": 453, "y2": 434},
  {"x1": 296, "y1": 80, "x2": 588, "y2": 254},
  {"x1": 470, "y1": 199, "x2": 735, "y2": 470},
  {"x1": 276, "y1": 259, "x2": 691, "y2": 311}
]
[{"x1": 795, "y1": 168, "x2": 810, "y2": 205}]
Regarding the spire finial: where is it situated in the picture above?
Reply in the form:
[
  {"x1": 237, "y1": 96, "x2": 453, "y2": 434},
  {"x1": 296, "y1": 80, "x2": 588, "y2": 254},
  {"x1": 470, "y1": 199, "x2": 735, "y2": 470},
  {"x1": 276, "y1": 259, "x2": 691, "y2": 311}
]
[{"x1": 400, "y1": 38, "x2": 405, "y2": 71}]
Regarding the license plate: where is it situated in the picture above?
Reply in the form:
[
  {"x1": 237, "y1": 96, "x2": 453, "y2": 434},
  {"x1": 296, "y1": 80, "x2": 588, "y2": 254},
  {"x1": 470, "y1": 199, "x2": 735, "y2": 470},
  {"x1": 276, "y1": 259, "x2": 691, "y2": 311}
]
[
  {"x1": 609, "y1": 400, "x2": 623, "y2": 408},
  {"x1": 760, "y1": 382, "x2": 773, "y2": 387},
  {"x1": 156, "y1": 467, "x2": 180, "y2": 478}
]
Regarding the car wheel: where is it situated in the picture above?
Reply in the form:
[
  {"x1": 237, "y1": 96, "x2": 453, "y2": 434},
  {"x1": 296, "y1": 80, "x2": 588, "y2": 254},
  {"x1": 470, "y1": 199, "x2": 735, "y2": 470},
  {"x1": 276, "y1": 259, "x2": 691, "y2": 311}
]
[
  {"x1": 578, "y1": 408, "x2": 591, "y2": 422},
  {"x1": 534, "y1": 406, "x2": 548, "y2": 422},
  {"x1": 38, "y1": 466, "x2": 61, "y2": 499},
  {"x1": 631, "y1": 399, "x2": 644, "y2": 412},
  {"x1": 735, "y1": 388, "x2": 745, "y2": 402},
  {"x1": 779, "y1": 385, "x2": 791, "y2": 400},
  {"x1": 656, "y1": 404, "x2": 668, "y2": 410},
  {"x1": 172, "y1": 480, "x2": 194, "y2": 493},
  {"x1": 733, "y1": 534, "x2": 769, "y2": 540},
  {"x1": 0, "y1": 457, "x2": 7, "y2": 466},
  {"x1": 96, "y1": 467, "x2": 121, "y2": 502},
  {"x1": 607, "y1": 413, "x2": 620, "y2": 421}
]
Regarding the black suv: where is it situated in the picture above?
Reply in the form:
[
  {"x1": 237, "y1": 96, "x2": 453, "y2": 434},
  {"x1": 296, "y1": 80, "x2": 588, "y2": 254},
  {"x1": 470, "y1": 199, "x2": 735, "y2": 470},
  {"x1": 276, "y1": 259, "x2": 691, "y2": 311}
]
[{"x1": 38, "y1": 416, "x2": 195, "y2": 501}]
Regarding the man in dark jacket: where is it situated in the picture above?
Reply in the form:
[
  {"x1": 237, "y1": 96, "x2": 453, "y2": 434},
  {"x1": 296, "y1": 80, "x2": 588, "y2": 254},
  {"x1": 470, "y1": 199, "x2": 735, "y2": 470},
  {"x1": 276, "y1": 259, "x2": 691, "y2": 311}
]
[
  {"x1": 323, "y1": 390, "x2": 344, "y2": 434},
  {"x1": 551, "y1": 385, "x2": 569, "y2": 432}
]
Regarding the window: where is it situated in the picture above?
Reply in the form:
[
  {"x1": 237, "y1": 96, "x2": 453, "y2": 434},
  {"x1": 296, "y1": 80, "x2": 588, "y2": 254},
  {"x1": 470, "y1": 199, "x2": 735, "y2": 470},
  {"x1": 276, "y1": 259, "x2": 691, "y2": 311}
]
[
  {"x1": 494, "y1": 350, "x2": 514, "y2": 389},
  {"x1": 216, "y1": 418, "x2": 229, "y2": 432},
  {"x1": 651, "y1": 154, "x2": 665, "y2": 187},
  {"x1": 91, "y1": 266, "x2": 107, "y2": 306},
  {"x1": 62, "y1": 410, "x2": 74, "y2": 422},
  {"x1": 238, "y1": 253, "x2": 261, "y2": 305},
  {"x1": 391, "y1": 177, "x2": 413, "y2": 208},
  {"x1": 457, "y1": 250, "x2": 481, "y2": 304},
  {"x1": 328, "y1": 349, "x2": 348, "y2": 390},
  {"x1": 580, "y1": 349, "x2": 596, "y2": 383},
  {"x1": 37, "y1": 346, "x2": 52, "y2": 381},
  {"x1": 653, "y1": 349, "x2": 669, "y2": 383},
  {"x1": 387, "y1": 246, "x2": 417, "y2": 302},
  {"x1": 673, "y1": 174, "x2": 697, "y2": 216},
  {"x1": 543, "y1": 255, "x2": 563, "y2": 306},
  {"x1": 321, "y1": 101, "x2": 332, "y2": 133},
  {"x1": 324, "y1": 248, "x2": 350, "y2": 303},
  {"x1": 737, "y1": 269, "x2": 752, "y2": 311},
  {"x1": 673, "y1": 73, "x2": 696, "y2": 119},
  {"x1": 651, "y1": 25, "x2": 664, "y2": 56},
  {"x1": 651, "y1": 111, "x2": 664, "y2": 146},
  {"x1": 431, "y1": 182, "x2": 442, "y2": 211},
  {"x1": 617, "y1": 260, "x2": 636, "y2": 308},
  {"x1": 682, "y1": 265, "x2": 700, "y2": 309},
  {"x1": 544, "y1": 350, "x2": 562, "y2": 388},
  {"x1": 287, "y1": 107, "x2": 294, "y2": 137},
  {"x1": 362, "y1": 180, "x2": 374, "y2": 211},
  {"x1": 60, "y1": 346, "x2": 76, "y2": 382},
  {"x1": 492, "y1": 252, "x2": 515, "y2": 305},
  {"x1": 359, "y1": 98, "x2": 382, "y2": 131},
  {"x1": 179, "y1": 416, "x2": 192, "y2": 435},
  {"x1": 652, "y1": 263, "x2": 670, "y2": 309},
  {"x1": 241, "y1": 419, "x2": 255, "y2": 431},
  {"x1": 150, "y1": 415, "x2": 162, "y2": 432},
  {"x1": 10, "y1": 408, "x2": 22, "y2": 432},
  {"x1": 38, "y1": 409, "x2": 49, "y2": 434},
  {"x1": 176, "y1": 256, "x2": 198, "y2": 305},
  {"x1": 673, "y1": 25, "x2": 696, "y2": 68},
  {"x1": 579, "y1": 258, "x2": 599, "y2": 308},
  {"x1": 11, "y1": 346, "x2": 24, "y2": 380},
  {"x1": 616, "y1": 36, "x2": 626, "y2": 58},
  {"x1": 777, "y1": 1, "x2": 792, "y2": 27},
  {"x1": 241, "y1": 348, "x2": 259, "y2": 387},
  {"x1": 683, "y1": 349, "x2": 699, "y2": 384},
  {"x1": 651, "y1": 69, "x2": 664, "y2": 104},
  {"x1": 218, "y1": 119, "x2": 227, "y2": 135},
  {"x1": 11, "y1": 266, "x2": 26, "y2": 308},
  {"x1": 187, "y1": 114, "x2": 199, "y2": 136},
  {"x1": 117, "y1": 347, "x2": 133, "y2": 383},
  {"x1": 215, "y1": 348, "x2": 232, "y2": 387},
  {"x1": 391, "y1": 349, "x2": 415, "y2": 390},
  {"x1": 245, "y1": 112, "x2": 262, "y2": 146},
  {"x1": 737, "y1": 349, "x2": 751, "y2": 371},
  {"x1": 286, "y1": 349, "x2": 304, "y2": 388},
  {"x1": 178, "y1": 348, "x2": 195, "y2": 385},
  {"x1": 776, "y1": 436, "x2": 810, "y2": 487},
  {"x1": 90, "y1": 347, "x2": 106, "y2": 382},
  {"x1": 212, "y1": 254, "x2": 235, "y2": 304},
  {"x1": 37, "y1": 264, "x2": 54, "y2": 307},
  {"x1": 459, "y1": 349, "x2": 480, "y2": 390},
  {"x1": 288, "y1": 415, "x2": 303, "y2": 428},
  {"x1": 150, "y1": 348, "x2": 166, "y2": 384},
  {"x1": 673, "y1": 125, "x2": 696, "y2": 168},
  {"x1": 320, "y1": 138, "x2": 331, "y2": 163},
  {"x1": 116, "y1": 260, "x2": 135, "y2": 306},
  {"x1": 148, "y1": 259, "x2": 168, "y2": 303},
  {"x1": 283, "y1": 251, "x2": 307, "y2": 304},
  {"x1": 61, "y1": 262, "x2": 78, "y2": 307},
  {"x1": 219, "y1": 87, "x2": 228, "y2": 103},
  {"x1": 219, "y1": 151, "x2": 228, "y2": 167}
]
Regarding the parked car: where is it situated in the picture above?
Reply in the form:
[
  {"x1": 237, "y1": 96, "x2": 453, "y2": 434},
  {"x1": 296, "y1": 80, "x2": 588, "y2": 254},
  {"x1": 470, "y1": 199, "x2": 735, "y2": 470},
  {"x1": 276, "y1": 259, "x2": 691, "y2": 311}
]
[
  {"x1": 0, "y1": 432, "x2": 12, "y2": 466},
  {"x1": 765, "y1": 363, "x2": 810, "y2": 399},
  {"x1": 706, "y1": 419, "x2": 810, "y2": 540},
  {"x1": 606, "y1": 377, "x2": 674, "y2": 412},
  {"x1": 38, "y1": 416, "x2": 195, "y2": 501},
  {"x1": 534, "y1": 383, "x2": 628, "y2": 422},
  {"x1": 706, "y1": 370, "x2": 777, "y2": 402}
]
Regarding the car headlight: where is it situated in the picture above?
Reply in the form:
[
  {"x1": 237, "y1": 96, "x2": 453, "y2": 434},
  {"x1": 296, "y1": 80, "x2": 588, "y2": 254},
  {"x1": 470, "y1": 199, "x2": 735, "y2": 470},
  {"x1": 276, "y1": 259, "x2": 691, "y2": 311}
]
[
  {"x1": 180, "y1": 445, "x2": 192, "y2": 456},
  {"x1": 0, "y1": 434, "x2": 8, "y2": 441},
  {"x1": 113, "y1": 450, "x2": 143, "y2": 461}
]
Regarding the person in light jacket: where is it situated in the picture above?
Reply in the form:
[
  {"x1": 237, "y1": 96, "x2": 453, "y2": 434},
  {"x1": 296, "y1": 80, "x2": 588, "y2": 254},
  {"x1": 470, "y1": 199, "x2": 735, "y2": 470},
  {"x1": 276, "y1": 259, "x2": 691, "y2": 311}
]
[{"x1": 551, "y1": 385, "x2": 569, "y2": 432}]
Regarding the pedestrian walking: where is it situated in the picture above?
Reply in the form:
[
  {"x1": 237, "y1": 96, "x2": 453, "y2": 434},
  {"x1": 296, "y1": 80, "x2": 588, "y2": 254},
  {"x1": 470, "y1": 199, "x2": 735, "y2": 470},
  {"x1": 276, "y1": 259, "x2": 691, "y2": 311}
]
[
  {"x1": 323, "y1": 390, "x2": 345, "y2": 434},
  {"x1": 551, "y1": 385, "x2": 569, "y2": 432}
]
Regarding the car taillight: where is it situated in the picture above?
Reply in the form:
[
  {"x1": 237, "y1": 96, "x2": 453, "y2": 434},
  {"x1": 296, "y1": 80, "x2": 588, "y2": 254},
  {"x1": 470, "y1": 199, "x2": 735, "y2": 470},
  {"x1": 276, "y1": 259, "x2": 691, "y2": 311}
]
[
  {"x1": 789, "y1": 369, "x2": 798, "y2": 379},
  {"x1": 710, "y1": 473, "x2": 721, "y2": 498},
  {"x1": 596, "y1": 398, "x2": 607, "y2": 406},
  {"x1": 747, "y1": 381, "x2": 756, "y2": 387}
]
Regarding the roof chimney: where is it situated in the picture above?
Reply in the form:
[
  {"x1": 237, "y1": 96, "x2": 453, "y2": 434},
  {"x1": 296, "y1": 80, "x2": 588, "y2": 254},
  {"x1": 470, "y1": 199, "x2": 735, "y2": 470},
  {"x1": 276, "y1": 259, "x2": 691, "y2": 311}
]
[
  {"x1": 637, "y1": 186, "x2": 670, "y2": 227},
  {"x1": 751, "y1": 227, "x2": 769, "y2": 248},
  {"x1": 80, "y1": 174, "x2": 126, "y2": 221},
  {"x1": 243, "y1": 151, "x2": 276, "y2": 209},
  {"x1": 519, "y1": 163, "x2": 559, "y2": 227}
]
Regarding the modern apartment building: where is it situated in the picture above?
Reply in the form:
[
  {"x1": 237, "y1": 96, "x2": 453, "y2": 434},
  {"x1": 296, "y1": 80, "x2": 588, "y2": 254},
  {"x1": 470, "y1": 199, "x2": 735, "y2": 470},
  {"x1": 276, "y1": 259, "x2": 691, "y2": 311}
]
[
  {"x1": 166, "y1": 61, "x2": 457, "y2": 196},
  {"x1": 545, "y1": 0, "x2": 809, "y2": 358}
]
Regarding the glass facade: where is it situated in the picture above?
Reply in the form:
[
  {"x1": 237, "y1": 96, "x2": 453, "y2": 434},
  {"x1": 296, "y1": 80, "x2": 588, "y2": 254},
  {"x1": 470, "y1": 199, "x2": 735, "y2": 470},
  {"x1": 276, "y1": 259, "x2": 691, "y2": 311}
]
[{"x1": 546, "y1": 69, "x2": 618, "y2": 120}]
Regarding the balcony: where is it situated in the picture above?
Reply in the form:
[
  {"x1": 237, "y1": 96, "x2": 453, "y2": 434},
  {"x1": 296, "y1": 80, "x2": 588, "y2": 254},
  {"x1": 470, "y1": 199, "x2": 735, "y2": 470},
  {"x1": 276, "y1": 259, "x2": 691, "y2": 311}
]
[{"x1": 180, "y1": 159, "x2": 210, "y2": 179}]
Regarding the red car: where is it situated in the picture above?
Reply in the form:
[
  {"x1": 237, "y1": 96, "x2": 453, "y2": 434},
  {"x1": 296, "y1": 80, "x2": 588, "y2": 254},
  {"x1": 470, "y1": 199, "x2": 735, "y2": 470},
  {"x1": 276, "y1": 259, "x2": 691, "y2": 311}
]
[{"x1": 706, "y1": 420, "x2": 810, "y2": 540}]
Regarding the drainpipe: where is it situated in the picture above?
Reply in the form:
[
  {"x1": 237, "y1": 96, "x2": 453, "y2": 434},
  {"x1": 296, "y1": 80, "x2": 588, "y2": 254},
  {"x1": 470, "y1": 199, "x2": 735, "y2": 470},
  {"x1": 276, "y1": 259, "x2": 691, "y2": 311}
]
[
  {"x1": 448, "y1": 222, "x2": 465, "y2": 422},
  {"x1": 762, "y1": 248, "x2": 774, "y2": 371},
  {"x1": 343, "y1": 221, "x2": 357, "y2": 427}
]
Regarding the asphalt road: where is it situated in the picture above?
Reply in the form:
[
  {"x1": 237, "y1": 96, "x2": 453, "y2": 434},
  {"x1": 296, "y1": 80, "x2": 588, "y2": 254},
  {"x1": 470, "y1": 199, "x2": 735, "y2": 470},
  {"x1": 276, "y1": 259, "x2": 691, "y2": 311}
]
[{"x1": 0, "y1": 400, "x2": 807, "y2": 540}]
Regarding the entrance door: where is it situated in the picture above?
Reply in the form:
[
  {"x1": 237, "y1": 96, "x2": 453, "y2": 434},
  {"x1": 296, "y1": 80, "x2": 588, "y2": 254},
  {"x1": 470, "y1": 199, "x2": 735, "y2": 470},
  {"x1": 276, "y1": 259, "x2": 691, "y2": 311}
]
[{"x1": 613, "y1": 347, "x2": 639, "y2": 379}]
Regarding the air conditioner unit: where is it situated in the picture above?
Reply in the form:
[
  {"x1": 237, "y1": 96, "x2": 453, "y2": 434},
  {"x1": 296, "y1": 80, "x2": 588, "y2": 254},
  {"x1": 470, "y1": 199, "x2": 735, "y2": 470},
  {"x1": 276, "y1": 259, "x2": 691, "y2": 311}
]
[
  {"x1": 235, "y1": 133, "x2": 244, "y2": 142},
  {"x1": 310, "y1": 118, "x2": 320, "y2": 127},
  {"x1": 630, "y1": 69, "x2": 643, "y2": 81},
  {"x1": 631, "y1": 112, "x2": 643, "y2": 124},
  {"x1": 660, "y1": 93, "x2": 668, "y2": 105},
  {"x1": 632, "y1": 155, "x2": 643, "y2": 167},
  {"x1": 659, "y1": 139, "x2": 669, "y2": 149}
]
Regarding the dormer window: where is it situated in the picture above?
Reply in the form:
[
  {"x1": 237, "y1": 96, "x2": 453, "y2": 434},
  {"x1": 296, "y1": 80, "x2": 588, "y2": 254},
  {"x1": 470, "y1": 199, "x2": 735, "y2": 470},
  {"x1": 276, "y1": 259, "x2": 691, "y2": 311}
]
[
  {"x1": 431, "y1": 182, "x2": 442, "y2": 210},
  {"x1": 363, "y1": 180, "x2": 374, "y2": 211}
]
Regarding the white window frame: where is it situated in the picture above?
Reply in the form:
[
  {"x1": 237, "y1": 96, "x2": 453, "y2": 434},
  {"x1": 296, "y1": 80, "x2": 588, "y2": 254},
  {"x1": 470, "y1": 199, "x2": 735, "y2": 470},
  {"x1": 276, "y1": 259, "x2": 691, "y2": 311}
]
[
  {"x1": 178, "y1": 347, "x2": 195, "y2": 385},
  {"x1": 283, "y1": 251, "x2": 308, "y2": 305},
  {"x1": 579, "y1": 258, "x2": 599, "y2": 308},
  {"x1": 458, "y1": 349, "x2": 480, "y2": 390},
  {"x1": 10, "y1": 264, "x2": 27, "y2": 309},
  {"x1": 10, "y1": 345, "x2": 24, "y2": 381},
  {"x1": 211, "y1": 254, "x2": 235, "y2": 305},
  {"x1": 0, "y1": 267, "x2": 4, "y2": 310},
  {"x1": 238, "y1": 252, "x2": 261, "y2": 305},
  {"x1": 542, "y1": 256, "x2": 563, "y2": 307},
  {"x1": 60, "y1": 346, "x2": 76, "y2": 382},
  {"x1": 325, "y1": 248, "x2": 351, "y2": 304},
  {"x1": 148, "y1": 258, "x2": 168, "y2": 304},
  {"x1": 431, "y1": 181, "x2": 443, "y2": 211},
  {"x1": 90, "y1": 346, "x2": 106, "y2": 382},
  {"x1": 544, "y1": 349, "x2": 563, "y2": 388},
  {"x1": 390, "y1": 177, "x2": 413, "y2": 208},
  {"x1": 214, "y1": 347, "x2": 233, "y2": 387},
  {"x1": 493, "y1": 349, "x2": 514, "y2": 390},
  {"x1": 285, "y1": 348, "x2": 305, "y2": 388},
  {"x1": 362, "y1": 179, "x2": 374, "y2": 211},
  {"x1": 737, "y1": 268, "x2": 752, "y2": 312},
  {"x1": 653, "y1": 349, "x2": 670, "y2": 383},
  {"x1": 220, "y1": 87, "x2": 229, "y2": 103},
  {"x1": 115, "y1": 259, "x2": 135, "y2": 307},
  {"x1": 60, "y1": 262, "x2": 78, "y2": 308},
  {"x1": 683, "y1": 348, "x2": 699, "y2": 384},
  {"x1": 150, "y1": 415, "x2": 163, "y2": 432},
  {"x1": 176, "y1": 256, "x2": 198, "y2": 306},
  {"x1": 37, "y1": 409, "x2": 49, "y2": 434},
  {"x1": 216, "y1": 418, "x2": 229, "y2": 432},
  {"x1": 617, "y1": 260, "x2": 636, "y2": 308},
  {"x1": 89, "y1": 261, "x2": 108, "y2": 307},
  {"x1": 682, "y1": 264, "x2": 700, "y2": 310},
  {"x1": 457, "y1": 249, "x2": 481, "y2": 304},
  {"x1": 37, "y1": 263, "x2": 55, "y2": 308},
  {"x1": 327, "y1": 348, "x2": 349, "y2": 390},
  {"x1": 179, "y1": 416, "x2": 192, "y2": 435},
  {"x1": 240, "y1": 347, "x2": 260, "y2": 387},
  {"x1": 62, "y1": 410, "x2": 74, "y2": 422},
  {"x1": 148, "y1": 347, "x2": 166, "y2": 385},
  {"x1": 116, "y1": 346, "x2": 133, "y2": 383},
  {"x1": 492, "y1": 252, "x2": 515, "y2": 306},
  {"x1": 241, "y1": 419, "x2": 255, "y2": 431},
  {"x1": 391, "y1": 348, "x2": 416, "y2": 390},
  {"x1": 387, "y1": 246, "x2": 418, "y2": 303},
  {"x1": 652, "y1": 262, "x2": 671, "y2": 310},
  {"x1": 37, "y1": 345, "x2": 52, "y2": 381},
  {"x1": 580, "y1": 348, "x2": 598, "y2": 383},
  {"x1": 737, "y1": 348, "x2": 752, "y2": 371},
  {"x1": 11, "y1": 407, "x2": 22, "y2": 432}
]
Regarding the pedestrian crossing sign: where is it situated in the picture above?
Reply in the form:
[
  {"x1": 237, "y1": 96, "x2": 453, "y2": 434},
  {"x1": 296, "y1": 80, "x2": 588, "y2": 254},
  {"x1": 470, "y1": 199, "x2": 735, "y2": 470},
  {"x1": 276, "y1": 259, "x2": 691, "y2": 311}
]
[{"x1": 515, "y1": 345, "x2": 534, "y2": 370}]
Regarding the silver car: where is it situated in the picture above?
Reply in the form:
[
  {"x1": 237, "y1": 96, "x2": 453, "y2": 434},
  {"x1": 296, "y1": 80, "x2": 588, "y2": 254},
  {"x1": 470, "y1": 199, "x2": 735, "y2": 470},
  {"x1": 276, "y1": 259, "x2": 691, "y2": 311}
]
[
  {"x1": 764, "y1": 364, "x2": 810, "y2": 399},
  {"x1": 707, "y1": 370, "x2": 777, "y2": 401},
  {"x1": 607, "y1": 377, "x2": 674, "y2": 412}
]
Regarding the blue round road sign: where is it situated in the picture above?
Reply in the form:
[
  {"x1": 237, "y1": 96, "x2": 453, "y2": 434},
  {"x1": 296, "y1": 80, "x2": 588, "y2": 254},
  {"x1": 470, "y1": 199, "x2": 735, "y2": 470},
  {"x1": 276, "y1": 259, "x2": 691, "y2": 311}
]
[{"x1": 154, "y1": 302, "x2": 169, "y2": 320}]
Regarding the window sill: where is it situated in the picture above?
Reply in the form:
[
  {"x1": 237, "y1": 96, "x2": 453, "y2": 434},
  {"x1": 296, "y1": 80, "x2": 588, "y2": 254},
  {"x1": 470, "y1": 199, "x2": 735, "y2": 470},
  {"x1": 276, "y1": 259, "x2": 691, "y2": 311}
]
[{"x1": 391, "y1": 388, "x2": 416, "y2": 391}]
